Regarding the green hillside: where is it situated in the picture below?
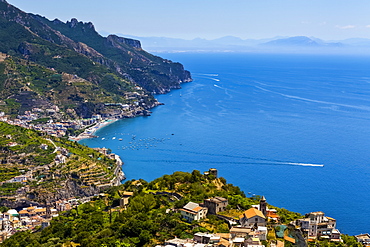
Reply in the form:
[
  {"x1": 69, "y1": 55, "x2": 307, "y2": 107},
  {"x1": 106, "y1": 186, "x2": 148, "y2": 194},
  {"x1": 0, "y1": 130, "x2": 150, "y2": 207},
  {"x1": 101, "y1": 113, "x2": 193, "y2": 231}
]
[
  {"x1": 0, "y1": 171, "x2": 259, "y2": 247},
  {"x1": 0, "y1": 0, "x2": 191, "y2": 119},
  {"x1": 0, "y1": 121, "x2": 120, "y2": 201}
]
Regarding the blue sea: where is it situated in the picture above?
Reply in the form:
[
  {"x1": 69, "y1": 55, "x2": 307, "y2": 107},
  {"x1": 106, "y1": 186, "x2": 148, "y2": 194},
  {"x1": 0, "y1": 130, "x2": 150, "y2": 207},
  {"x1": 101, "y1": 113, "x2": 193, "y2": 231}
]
[{"x1": 80, "y1": 53, "x2": 370, "y2": 235}]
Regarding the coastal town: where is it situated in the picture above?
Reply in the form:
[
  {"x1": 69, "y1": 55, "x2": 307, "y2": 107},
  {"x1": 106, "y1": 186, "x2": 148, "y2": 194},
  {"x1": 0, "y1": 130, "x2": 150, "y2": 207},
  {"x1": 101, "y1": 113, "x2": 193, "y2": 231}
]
[{"x1": 0, "y1": 99, "x2": 154, "y2": 141}]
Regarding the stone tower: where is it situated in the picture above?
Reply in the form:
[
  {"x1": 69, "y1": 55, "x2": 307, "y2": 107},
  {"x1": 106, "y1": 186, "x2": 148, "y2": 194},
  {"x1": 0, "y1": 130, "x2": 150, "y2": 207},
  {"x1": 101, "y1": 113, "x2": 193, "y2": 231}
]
[
  {"x1": 209, "y1": 168, "x2": 218, "y2": 178},
  {"x1": 260, "y1": 196, "x2": 267, "y2": 217}
]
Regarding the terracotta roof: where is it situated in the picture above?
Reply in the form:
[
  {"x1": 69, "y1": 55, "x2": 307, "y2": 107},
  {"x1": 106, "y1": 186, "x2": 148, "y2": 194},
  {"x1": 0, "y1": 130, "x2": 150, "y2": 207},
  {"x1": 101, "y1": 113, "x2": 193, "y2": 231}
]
[
  {"x1": 215, "y1": 233, "x2": 231, "y2": 240},
  {"x1": 267, "y1": 211, "x2": 280, "y2": 218},
  {"x1": 34, "y1": 208, "x2": 46, "y2": 213},
  {"x1": 192, "y1": 206, "x2": 204, "y2": 212},
  {"x1": 241, "y1": 208, "x2": 265, "y2": 219},
  {"x1": 218, "y1": 238, "x2": 231, "y2": 247},
  {"x1": 18, "y1": 210, "x2": 29, "y2": 214},
  {"x1": 122, "y1": 191, "x2": 134, "y2": 196},
  {"x1": 284, "y1": 236, "x2": 296, "y2": 243}
]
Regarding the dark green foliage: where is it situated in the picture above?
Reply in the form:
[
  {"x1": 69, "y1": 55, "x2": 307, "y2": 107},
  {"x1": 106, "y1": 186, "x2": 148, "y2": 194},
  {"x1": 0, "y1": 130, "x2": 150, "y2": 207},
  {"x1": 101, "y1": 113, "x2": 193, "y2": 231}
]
[
  {"x1": 272, "y1": 207, "x2": 302, "y2": 224},
  {"x1": 340, "y1": 235, "x2": 362, "y2": 247}
]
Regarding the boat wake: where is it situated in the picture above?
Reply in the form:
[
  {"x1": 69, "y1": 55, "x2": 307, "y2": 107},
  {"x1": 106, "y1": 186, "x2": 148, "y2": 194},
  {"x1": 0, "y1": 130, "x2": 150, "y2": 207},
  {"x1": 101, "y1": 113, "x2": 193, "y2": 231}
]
[
  {"x1": 286, "y1": 162, "x2": 324, "y2": 167},
  {"x1": 129, "y1": 159, "x2": 324, "y2": 168},
  {"x1": 195, "y1": 73, "x2": 219, "y2": 77},
  {"x1": 151, "y1": 149, "x2": 324, "y2": 168}
]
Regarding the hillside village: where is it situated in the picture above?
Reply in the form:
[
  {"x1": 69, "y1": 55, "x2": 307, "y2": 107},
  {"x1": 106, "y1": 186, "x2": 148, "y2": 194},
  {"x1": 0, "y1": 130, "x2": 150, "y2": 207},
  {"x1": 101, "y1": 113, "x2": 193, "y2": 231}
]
[
  {"x1": 164, "y1": 195, "x2": 343, "y2": 247},
  {"x1": 1, "y1": 169, "x2": 369, "y2": 246}
]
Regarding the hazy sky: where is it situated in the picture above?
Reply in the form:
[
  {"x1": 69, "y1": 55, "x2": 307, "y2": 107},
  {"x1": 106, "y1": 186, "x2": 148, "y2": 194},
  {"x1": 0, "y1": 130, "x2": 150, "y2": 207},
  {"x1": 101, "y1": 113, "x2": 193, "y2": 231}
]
[{"x1": 7, "y1": 0, "x2": 370, "y2": 40}]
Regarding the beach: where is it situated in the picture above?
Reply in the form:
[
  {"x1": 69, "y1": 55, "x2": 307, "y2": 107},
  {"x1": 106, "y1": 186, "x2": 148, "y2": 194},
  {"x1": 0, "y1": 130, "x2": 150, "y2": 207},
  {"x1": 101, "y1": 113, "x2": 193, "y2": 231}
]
[{"x1": 70, "y1": 119, "x2": 118, "y2": 141}]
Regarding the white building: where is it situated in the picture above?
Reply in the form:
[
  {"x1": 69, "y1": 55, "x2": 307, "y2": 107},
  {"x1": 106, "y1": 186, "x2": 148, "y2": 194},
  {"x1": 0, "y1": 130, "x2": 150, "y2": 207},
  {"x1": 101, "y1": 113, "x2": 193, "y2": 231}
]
[
  {"x1": 296, "y1": 211, "x2": 341, "y2": 241},
  {"x1": 180, "y1": 202, "x2": 208, "y2": 222}
]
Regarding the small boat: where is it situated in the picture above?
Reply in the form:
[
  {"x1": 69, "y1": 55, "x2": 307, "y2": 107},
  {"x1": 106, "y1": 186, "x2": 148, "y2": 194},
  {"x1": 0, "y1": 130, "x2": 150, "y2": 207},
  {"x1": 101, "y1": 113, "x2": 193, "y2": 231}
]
[
  {"x1": 119, "y1": 138, "x2": 123, "y2": 141},
  {"x1": 112, "y1": 137, "x2": 116, "y2": 140}
]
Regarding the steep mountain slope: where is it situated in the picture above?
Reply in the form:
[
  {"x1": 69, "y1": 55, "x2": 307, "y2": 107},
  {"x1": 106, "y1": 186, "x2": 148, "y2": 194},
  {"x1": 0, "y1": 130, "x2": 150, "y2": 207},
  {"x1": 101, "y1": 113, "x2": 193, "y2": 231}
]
[
  {"x1": 35, "y1": 16, "x2": 192, "y2": 93},
  {"x1": 0, "y1": 54, "x2": 157, "y2": 119},
  {"x1": 0, "y1": 0, "x2": 191, "y2": 118}
]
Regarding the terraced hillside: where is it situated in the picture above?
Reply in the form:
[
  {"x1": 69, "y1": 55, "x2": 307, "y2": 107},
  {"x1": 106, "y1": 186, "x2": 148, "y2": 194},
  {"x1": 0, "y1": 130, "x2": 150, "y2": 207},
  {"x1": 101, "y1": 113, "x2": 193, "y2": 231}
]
[{"x1": 0, "y1": 121, "x2": 123, "y2": 203}]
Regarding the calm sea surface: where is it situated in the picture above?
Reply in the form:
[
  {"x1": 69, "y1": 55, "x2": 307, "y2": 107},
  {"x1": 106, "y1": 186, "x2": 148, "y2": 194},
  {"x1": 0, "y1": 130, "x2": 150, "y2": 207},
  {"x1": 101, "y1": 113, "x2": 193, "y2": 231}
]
[{"x1": 80, "y1": 53, "x2": 370, "y2": 235}]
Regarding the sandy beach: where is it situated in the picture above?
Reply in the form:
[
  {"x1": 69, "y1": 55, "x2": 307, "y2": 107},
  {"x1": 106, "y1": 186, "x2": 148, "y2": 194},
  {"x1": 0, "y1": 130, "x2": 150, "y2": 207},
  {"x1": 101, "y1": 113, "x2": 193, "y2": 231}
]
[{"x1": 69, "y1": 119, "x2": 118, "y2": 141}]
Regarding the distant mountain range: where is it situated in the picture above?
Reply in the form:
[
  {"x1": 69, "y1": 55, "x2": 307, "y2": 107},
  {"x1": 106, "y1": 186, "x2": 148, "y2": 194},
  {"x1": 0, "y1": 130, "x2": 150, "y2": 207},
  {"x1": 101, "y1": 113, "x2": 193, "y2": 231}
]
[{"x1": 113, "y1": 34, "x2": 370, "y2": 53}]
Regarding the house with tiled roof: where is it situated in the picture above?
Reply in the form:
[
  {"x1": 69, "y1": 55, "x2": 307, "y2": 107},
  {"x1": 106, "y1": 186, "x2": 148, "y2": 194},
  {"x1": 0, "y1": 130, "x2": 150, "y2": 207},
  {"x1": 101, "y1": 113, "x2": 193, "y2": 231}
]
[
  {"x1": 239, "y1": 208, "x2": 266, "y2": 228},
  {"x1": 180, "y1": 202, "x2": 208, "y2": 222}
]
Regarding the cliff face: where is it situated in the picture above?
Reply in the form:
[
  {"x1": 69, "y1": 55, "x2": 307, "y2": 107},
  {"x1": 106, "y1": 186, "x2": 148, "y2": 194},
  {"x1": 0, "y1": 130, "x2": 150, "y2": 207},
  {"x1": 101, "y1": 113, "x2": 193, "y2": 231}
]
[
  {"x1": 107, "y1": 35, "x2": 142, "y2": 49},
  {"x1": 37, "y1": 16, "x2": 193, "y2": 94}
]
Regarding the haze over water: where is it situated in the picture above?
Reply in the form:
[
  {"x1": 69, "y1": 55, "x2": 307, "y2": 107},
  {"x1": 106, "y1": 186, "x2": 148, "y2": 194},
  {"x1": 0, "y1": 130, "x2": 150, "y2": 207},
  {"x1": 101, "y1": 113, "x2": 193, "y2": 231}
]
[{"x1": 80, "y1": 53, "x2": 370, "y2": 235}]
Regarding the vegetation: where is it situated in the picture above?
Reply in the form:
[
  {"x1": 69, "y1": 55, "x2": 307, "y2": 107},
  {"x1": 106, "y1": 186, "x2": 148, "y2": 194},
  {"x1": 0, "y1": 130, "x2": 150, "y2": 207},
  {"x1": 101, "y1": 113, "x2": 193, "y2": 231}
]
[
  {"x1": 0, "y1": 172, "x2": 224, "y2": 246},
  {"x1": 0, "y1": 168, "x2": 363, "y2": 247},
  {"x1": 0, "y1": 170, "x2": 301, "y2": 247},
  {"x1": 0, "y1": 121, "x2": 118, "y2": 200},
  {"x1": 0, "y1": 1, "x2": 191, "y2": 119}
]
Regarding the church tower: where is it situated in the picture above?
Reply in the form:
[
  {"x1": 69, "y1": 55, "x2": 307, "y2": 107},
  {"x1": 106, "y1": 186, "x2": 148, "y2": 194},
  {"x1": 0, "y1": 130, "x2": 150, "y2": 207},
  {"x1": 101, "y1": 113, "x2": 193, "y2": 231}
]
[
  {"x1": 260, "y1": 196, "x2": 267, "y2": 217},
  {"x1": 46, "y1": 201, "x2": 51, "y2": 219}
]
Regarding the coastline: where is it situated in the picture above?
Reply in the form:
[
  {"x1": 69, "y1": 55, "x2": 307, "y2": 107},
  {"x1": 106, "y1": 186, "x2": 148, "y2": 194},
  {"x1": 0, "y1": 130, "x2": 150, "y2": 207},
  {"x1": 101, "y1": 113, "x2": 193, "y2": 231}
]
[{"x1": 69, "y1": 119, "x2": 118, "y2": 141}]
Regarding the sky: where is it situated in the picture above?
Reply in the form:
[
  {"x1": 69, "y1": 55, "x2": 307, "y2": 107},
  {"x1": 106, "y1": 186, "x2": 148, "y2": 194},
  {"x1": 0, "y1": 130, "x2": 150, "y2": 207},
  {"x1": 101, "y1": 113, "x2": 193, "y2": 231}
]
[{"x1": 7, "y1": 0, "x2": 370, "y2": 40}]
